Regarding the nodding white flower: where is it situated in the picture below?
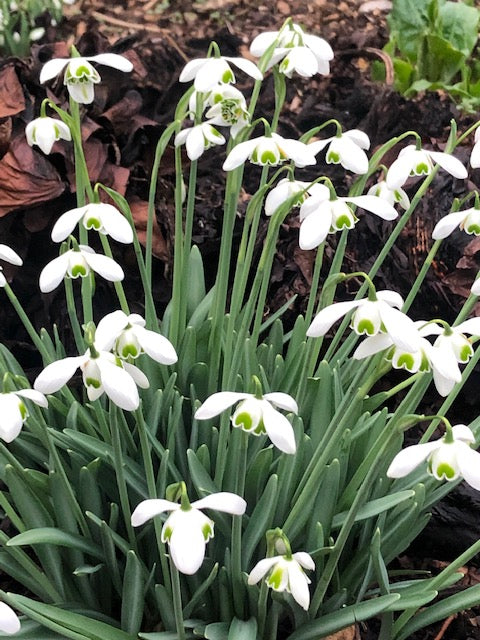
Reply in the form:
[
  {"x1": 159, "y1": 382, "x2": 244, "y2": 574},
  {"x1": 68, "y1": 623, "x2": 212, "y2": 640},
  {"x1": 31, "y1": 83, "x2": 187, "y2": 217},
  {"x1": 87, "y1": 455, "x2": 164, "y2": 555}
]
[
  {"x1": 307, "y1": 290, "x2": 420, "y2": 353},
  {"x1": 34, "y1": 347, "x2": 148, "y2": 411},
  {"x1": 179, "y1": 56, "x2": 262, "y2": 93},
  {"x1": 265, "y1": 179, "x2": 329, "y2": 217},
  {"x1": 472, "y1": 278, "x2": 480, "y2": 296},
  {"x1": 386, "y1": 144, "x2": 467, "y2": 190},
  {"x1": 223, "y1": 133, "x2": 317, "y2": 171},
  {"x1": 298, "y1": 193, "x2": 397, "y2": 250},
  {"x1": 432, "y1": 205, "x2": 480, "y2": 239},
  {"x1": 40, "y1": 53, "x2": 133, "y2": 104},
  {"x1": 387, "y1": 424, "x2": 480, "y2": 489},
  {"x1": 25, "y1": 116, "x2": 71, "y2": 155},
  {"x1": 203, "y1": 84, "x2": 250, "y2": 138},
  {"x1": 131, "y1": 492, "x2": 247, "y2": 575},
  {"x1": 367, "y1": 180, "x2": 410, "y2": 210},
  {"x1": 308, "y1": 129, "x2": 370, "y2": 175},
  {"x1": 39, "y1": 245, "x2": 124, "y2": 293},
  {"x1": 0, "y1": 602, "x2": 21, "y2": 634},
  {"x1": 0, "y1": 244, "x2": 22, "y2": 287},
  {"x1": 94, "y1": 309, "x2": 178, "y2": 365},
  {"x1": 470, "y1": 128, "x2": 480, "y2": 168},
  {"x1": 51, "y1": 203, "x2": 133, "y2": 244},
  {"x1": 248, "y1": 551, "x2": 315, "y2": 610},
  {"x1": 250, "y1": 23, "x2": 333, "y2": 78},
  {"x1": 194, "y1": 391, "x2": 298, "y2": 454},
  {"x1": 0, "y1": 389, "x2": 47, "y2": 443},
  {"x1": 175, "y1": 122, "x2": 226, "y2": 161}
]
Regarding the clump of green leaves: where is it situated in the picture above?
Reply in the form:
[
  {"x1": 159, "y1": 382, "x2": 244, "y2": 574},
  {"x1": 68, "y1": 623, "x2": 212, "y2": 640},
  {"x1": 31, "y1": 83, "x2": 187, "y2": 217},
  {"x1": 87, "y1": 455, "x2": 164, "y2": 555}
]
[
  {"x1": 377, "y1": 0, "x2": 480, "y2": 112},
  {"x1": 0, "y1": 0, "x2": 74, "y2": 57}
]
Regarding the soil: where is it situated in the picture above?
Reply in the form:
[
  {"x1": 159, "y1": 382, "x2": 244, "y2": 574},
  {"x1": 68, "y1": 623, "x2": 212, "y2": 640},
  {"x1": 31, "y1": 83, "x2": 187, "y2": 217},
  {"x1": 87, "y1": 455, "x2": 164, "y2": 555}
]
[{"x1": 1, "y1": 0, "x2": 480, "y2": 638}]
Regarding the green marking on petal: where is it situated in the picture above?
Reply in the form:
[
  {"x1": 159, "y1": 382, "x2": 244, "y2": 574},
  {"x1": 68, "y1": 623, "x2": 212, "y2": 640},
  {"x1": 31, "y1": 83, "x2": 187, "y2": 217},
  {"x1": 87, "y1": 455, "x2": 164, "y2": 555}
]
[
  {"x1": 327, "y1": 150, "x2": 340, "y2": 164},
  {"x1": 260, "y1": 149, "x2": 279, "y2": 164},
  {"x1": 162, "y1": 525, "x2": 173, "y2": 541},
  {"x1": 70, "y1": 265, "x2": 88, "y2": 278},
  {"x1": 233, "y1": 411, "x2": 253, "y2": 431},
  {"x1": 253, "y1": 419, "x2": 266, "y2": 436},
  {"x1": 121, "y1": 344, "x2": 139, "y2": 358},
  {"x1": 466, "y1": 223, "x2": 480, "y2": 235},
  {"x1": 459, "y1": 343, "x2": 473, "y2": 362},
  {"x1": 85, "y1": 378, "x2": 101, "y2": 389},
  {"x1": 85, "y1": 217, "x2": 101, "y2": 230},
  {"x1": 18, "y1": 401, "x2": 28, "y2": 421},
  {"x1": 333, "y1": 214, "x2": 355, "y2": 230},
  {"x1": 412, "y1": 162, "x2": 429, "y2": 175},
  {"x1": 355, "y1": 319, "x2": 376, "y2": 335},
  {"x1": 396, "y1": 353, "x2": 415, "y2": 370},
  {"x1": 434, "y1": 462, "x2": 456, "y2": 480},
  {"x1": 267, "y1": 566, "x2": 284, "y2": 591},
  {"x1": 202, "y1": 522, "x2": 213, "y2": 541},
  {"x1": 222, "y1": 69, "x2": 234, "y2": 83}
]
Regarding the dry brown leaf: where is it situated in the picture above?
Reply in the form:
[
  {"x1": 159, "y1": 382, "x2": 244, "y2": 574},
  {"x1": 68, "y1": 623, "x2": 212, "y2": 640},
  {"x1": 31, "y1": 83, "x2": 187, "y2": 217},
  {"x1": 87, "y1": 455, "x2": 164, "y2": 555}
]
[
  {"x1": 0, "y1": 65, "x2": 26, "y2": 117},
  {"x1": 0, "y1": 136, "x2": 65, "y2": 216},
  {"x1": 130, "y1": 198, "x2": 168, "y2": 260},
  {"x1": 325, "y1": 623, "x2": 359, "y2": 640}
]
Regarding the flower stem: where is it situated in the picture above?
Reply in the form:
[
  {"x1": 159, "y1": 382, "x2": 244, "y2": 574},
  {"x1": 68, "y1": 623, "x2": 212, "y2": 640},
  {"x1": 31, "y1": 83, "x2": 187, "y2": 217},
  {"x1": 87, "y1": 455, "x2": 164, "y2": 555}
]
[{"x1": 170, "y1": 559, "x2": 186, "y2": 640}]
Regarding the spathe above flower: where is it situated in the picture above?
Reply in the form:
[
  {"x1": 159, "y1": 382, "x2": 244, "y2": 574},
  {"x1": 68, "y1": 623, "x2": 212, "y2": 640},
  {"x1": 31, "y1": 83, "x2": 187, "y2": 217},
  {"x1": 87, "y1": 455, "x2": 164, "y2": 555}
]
[
  {"x1": 0, "y1": 389, "x2": 47, "y2": 443},
  {"x1": 387, "y1": 423, "x2": 480, "y2": 489},
  {"x1": 40, "y1": 52, "x2": 133, "y2": 104},
  {"x1": 195, "y1": 389, "x2": 298, "y2": 454},
  {"x1": 223, "y1": 132, "x2": 317, "y2": 171},
  {"x1": 95, "y1": 309, "x2": 178, "y2": 365},
  {"x1": 39, "y1": 245, "x2": 124, "y2": 293},
  {"x1": 25, "y1": 116, "x2": 71, "y2": 155},
  {"x1": 386, "y1": 144, "x2": 467, "y2": 190},
  {"x1": 308, "y1": 129, "x2": 370, "y2": 174},
  {"x1": 179, "y1": 55, "x2": 262, "y2": 93},
  {"x1": 307, "y1": 289, "x2": 420, "y2": 353},
  {"x1": 51, "y1": 203, "x2": 133, "y2": 244},
  {"x1": 131, "y1": 489, "x2": 247, "y2": 575},
  {"x1": 0, "y1": 244, "x2": 22, "y2": 287}
]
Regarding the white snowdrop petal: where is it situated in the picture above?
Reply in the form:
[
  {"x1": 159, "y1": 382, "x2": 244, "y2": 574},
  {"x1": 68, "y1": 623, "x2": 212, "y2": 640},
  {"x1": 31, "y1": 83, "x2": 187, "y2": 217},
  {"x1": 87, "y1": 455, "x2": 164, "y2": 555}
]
[
  {"x1": 262, "y1": 402, "x2": 296, "y2": 454},
  {"x1": 470, "y1": 142, "x2": 480, "y2": 168},
  {"x1": 67, "y1": 81, "x2": 95, "y2": 104},
  {"x1": 193, "y1": 492, "x2": 247, "y2": 515},
  {"x1": 123, "y1": 362, "x2": 150, "y2": 389},
  {"x1": 186, "y1": 126, "x2": 206, "y2": 161},
  {"x1": 453, "y1": 318, "x2": 480, "y2": 337},
  {"x1": 307, "y1": 300, "x2": 363, "y2": 337},
  {"x1": 15, "y1": 388, "x2": 48, "y2": 407},
  {"x1": 95, "y1": 310, "x2": 129, "y2": 351},
  {"x1": 0, "y1": 244, "x2": 22, "y2": 265},
  {"x1": 89, "y1": 53, "x2": 133, "y2": 72},
  {"x1": 97, "y1": 360, "x2": 140, "y2": 410},
  {"x1": 432, "y1": 210, "x2": 468, "y2": 239},
  {"x1": 386, "y1": 149, "x2": 417, "y2": 189},
  {"x1": 40, "y1": 57, "x2": 69, "y2": 83},
  {"x1": 375, "y1": 290, "x2": 404, "y2": 308},
  {"x1": 353, "y1": 333, "x2": 393, "y2": 359},
  {"x1": 223, "y1": 139, "x2": 258, "y2": 171},
  {"x1": 387, "y1": 441, "x2": 440, "y2": 477},
  {"x1": 194, "y1": 391, "x2": 249, "y2": 419},
  {"x1": 292, "y1": 552, "x2": 315, "y2": 571},
  {"x1": 227, "y1": 56, "x2": 263, "y2": 80},
  {"x1": 0, "y1": 602, "x2": 21, "y2": 634},
  {"x1": 263, "y1": 392, "x2": 298, "y2": 414},
  {"x1": 428, "y1": 150, "x2": 467, "y2": 179},
  {"x1": 34, "y1": 356, "x2": 84, "y2": 394},
  {"x1": 451, "y1": 424, "x2": 475, "y2": 443},
  {"x1": 247, "y1": 557, "x2": 279, "y2": 584},
  {"x1": 458, "y1": 444, "x2": 480, "y2": 490},
  {"x1": 287, "y1": 561, "x2": 311, "y2": 610},
  {"x1": 39, "y1": 253, "x2": 70, "y2": 292},
  {"x1": 299, "y1": 208, "x2": 331, "y2": 250},
  {"x1": 249, "y1": 32, "x2": 278, "y2": 57},
  {"x1": 51, "y1": 207, "x2": 86, "y2": 242},
  {"x1": 0, "y1": 395, "x2": 23, "y2": 443},
  {"x1": 345, "y1": 195, "x2": 397, "y2": 220},
  {"x1": 179, "y1": 58, "x2": 207, "y2": 83},
  {"x1": 99, "y1": 205, "x2": 134, "y2": 243},
  {"x1": 83, "y1": 252, "x2": 124, "y2": 282},
  {"x1": 131, "y1": 499, "x2": 177, "y2": 527},
  {"x1": 379, "y1": 303, "x2": 420, "y2": 352},
  {"x1": 303, "y1": 34, "x2": 334, "y2": 61},
  {"x1": 135, "y1": 326, "x2": 178, "y2": 364},
  {"x1": 169, "y1": 511, "x2": 208, "y2": 574}
]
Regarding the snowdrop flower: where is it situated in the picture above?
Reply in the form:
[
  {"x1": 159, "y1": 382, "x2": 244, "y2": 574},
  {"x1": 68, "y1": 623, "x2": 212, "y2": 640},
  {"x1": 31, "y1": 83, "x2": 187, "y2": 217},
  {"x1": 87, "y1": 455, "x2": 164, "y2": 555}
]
[
  {"x1": 175, "y1": 122, "x2": 226, "y2": 161},
  {"x1": 195, "y1": 390, "x2": 298, "y2": 454},
  {"x1": 179, "y1": 55, "x2": 262, "y2": 93},
  {"x1": 470, "y1": 127, "x2": 480, "y2": 168},
  {"x1": 471, "y1": 278, "x2": 480, "y2": 296},
  {"x1": 265, "y1": 179, "x2": 329, "y2": 217},
  {"x1": 131, "y1": 490, "x2": 247, "y2": 574},
  {"x1": 25, "y1": 116, "x2": 71, "y2": 155},
  {"x1": 204, "y1": 84, "x2": 250, "y2": 138},
  {"x1": 386, "y1": 144, "x2": 467, "y2": 190},
  {"x1": 0, "y1": 389, "x2": 47, "y2": 443},
  {"x1": 223, "y1": 133, "x2": 317, "y2": 171},
  {"x1": 0, "y1": 602, "x2": 20, "y2": 634},
  {"x1": 250, "y1": 23, "x2": 333, "y2": 78},
  {"x1": 298, "y1": 193, "x2": 397, "y2": 250},
  {"x1": 307, "y1": 290, "x2": 420, "y2": 353},
  {"x1": 95, "y1": 310, "x2": 177, "y2": 365},
  {"x1": 40, "y1": 53, "x2": 133, "y2": 104},
  {"x1": 367, "y1": 180, "x2": 410, "y2": 210},
  {"x1": 308, "y1": 129, "x2": 370, "y2": 174},
  {"x1": 432, "y1": 204, "x2": 480, "y2": 239},
  {"x1": 39, "y1": 245, "x2": 124, "y2": 293},
  {"x1": 0, "y1": 244, "x2": 22, "y2": 287},
  {"x1": 248, "y1": 551, "x2": 315, "y2": 610},
  {"x1": 34, "y1": 347, "x2": 148, "y2": 410},
  {"x1": 387, "y1": 424, "x2": 480, "y2": 489},
  {"x1": 51, "y1": 203, "x2": 133, "y2": 244}
]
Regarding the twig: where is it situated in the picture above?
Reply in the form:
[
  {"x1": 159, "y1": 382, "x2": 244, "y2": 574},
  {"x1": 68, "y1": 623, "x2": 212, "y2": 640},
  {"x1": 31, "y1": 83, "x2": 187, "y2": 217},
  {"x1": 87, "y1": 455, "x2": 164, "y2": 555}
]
[{"x1": 433, "y1": 614, "x2": 457, "y2": 640}]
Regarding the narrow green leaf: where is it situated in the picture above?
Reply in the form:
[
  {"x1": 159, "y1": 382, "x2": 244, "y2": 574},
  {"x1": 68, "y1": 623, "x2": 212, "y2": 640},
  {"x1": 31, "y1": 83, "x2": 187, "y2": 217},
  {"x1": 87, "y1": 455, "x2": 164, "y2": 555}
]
[
  {"x1": 7, "y1": 528, "x2": 103, "y2": 560},
  {"x1": 121, "y1": 551, "x2": 144, "y2": 635}
]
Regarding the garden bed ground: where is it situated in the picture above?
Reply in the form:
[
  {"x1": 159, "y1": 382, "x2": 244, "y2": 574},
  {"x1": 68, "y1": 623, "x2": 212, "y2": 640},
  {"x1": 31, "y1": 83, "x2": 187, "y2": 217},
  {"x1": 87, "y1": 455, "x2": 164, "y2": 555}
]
[{"x1": 1, "y1": 0, "x2": 480, "y2": 637}]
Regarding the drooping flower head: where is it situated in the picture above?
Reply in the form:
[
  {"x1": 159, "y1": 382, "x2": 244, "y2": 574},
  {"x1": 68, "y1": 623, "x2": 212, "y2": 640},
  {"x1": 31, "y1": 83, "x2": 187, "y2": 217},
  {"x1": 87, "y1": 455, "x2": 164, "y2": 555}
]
[
  {"x1": 131, "y1": 483, "x2": 247, "y2": 575},
  {"x1": 223, "y1": 132, "x2": 317, "y2": 171},
  {"x1": 250, "y1": 22, "x2": 333, "y2": 78},
  {"x1": 387, "y1": 423, "x2": 480, "y2": 489},
  {"x1": 366, "y1": 179, "x2": 410, "y2": 211},
  {"x1": 194, "y1": 382, "x2": 298, "y2": 454},
  {"x1": 25, "y1": 116, "x2": 71, "y2": 155},
  {"x1": 265, "y1": 179, "x2": 329, "y2": 217},
  {"x1": 386, "y1": 144, "x2": 467, "y2": 190},
  {"x1": 0, "y1": 387, "x2": 47, "y2": 443},
  {"x1": 94, "y1": 309, "x2": 178, "y2": 365},
  {"x1": 248, "y1": 529, "x2": 315, "y2": 610},
  {"x1": 40, "y1": 52, "x2": 133, "y2": 104},
  {"x1": 308, "y1": 129, "x2": 370, "y2": 175},
  {"x1": 179, "y1": 54, "x2": 262, "y2": 93},
  {"x1": 432, "y1": 200, "x2": 480, "y2": 239},
  {"x1": 174, "y1": 122, "x2": 226, "y2": 161},
  {"x1": 51, "y1": 203, "x2": 134, "y2": 244},
  {"x1": 0, "y1": 601, "x2": 20, "y2": 634}
]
